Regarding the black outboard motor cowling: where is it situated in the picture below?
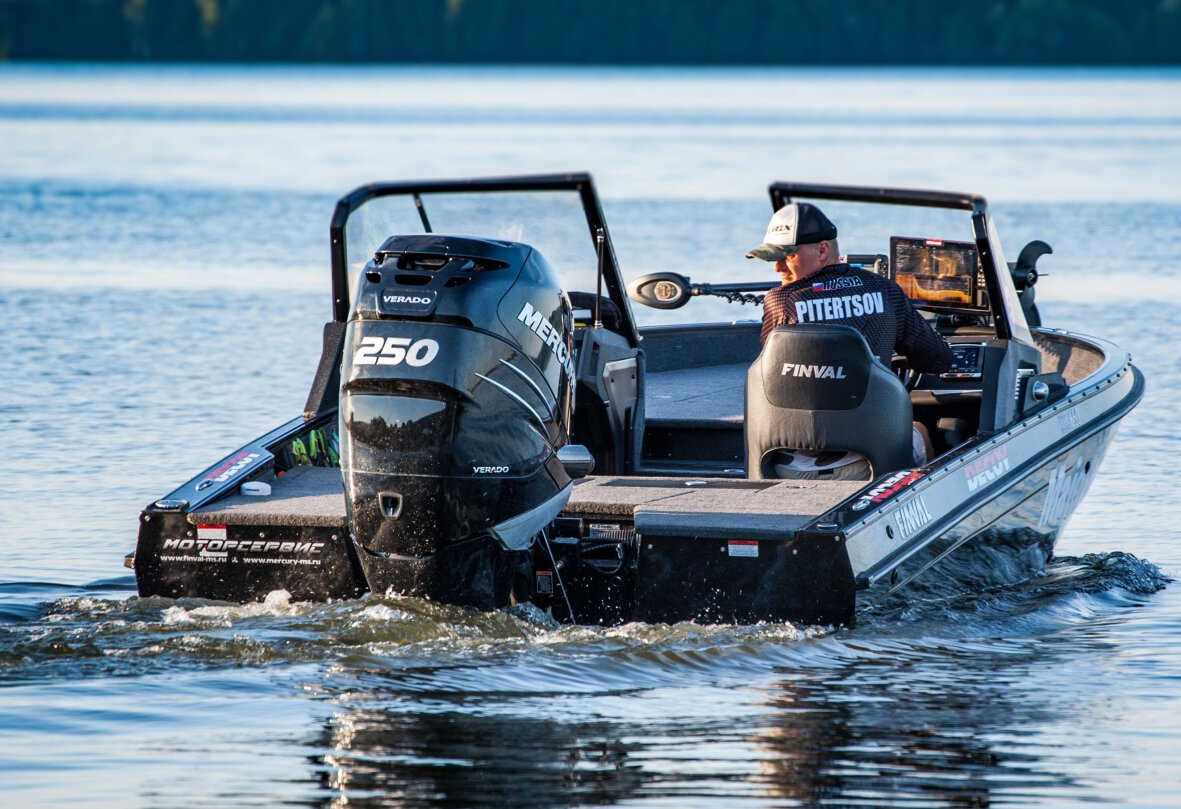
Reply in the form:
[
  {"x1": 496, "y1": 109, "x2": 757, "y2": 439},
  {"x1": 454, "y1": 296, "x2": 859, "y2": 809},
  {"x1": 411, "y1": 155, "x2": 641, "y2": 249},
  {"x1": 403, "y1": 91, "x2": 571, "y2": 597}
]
[{"x1": 339, "y1": 235, "x2": 575, "y2": 607}]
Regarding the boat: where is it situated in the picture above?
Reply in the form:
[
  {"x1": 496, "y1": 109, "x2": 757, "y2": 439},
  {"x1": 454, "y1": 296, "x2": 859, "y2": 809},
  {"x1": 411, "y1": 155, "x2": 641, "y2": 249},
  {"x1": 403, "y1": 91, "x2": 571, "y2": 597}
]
[{"x1": 126, "y1": 173, "x2": 1144, "y2": 626}]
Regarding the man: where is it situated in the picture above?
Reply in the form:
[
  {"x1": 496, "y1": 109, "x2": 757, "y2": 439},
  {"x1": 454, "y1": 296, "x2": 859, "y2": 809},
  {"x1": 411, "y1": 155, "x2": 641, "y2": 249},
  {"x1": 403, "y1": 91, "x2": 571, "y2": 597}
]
[
  {"x1": 749, "y1": 202, "x2": 953, "y2": 370},
  {"x1": 746, "y1": 202, "x2": 953, "y2": 471}
]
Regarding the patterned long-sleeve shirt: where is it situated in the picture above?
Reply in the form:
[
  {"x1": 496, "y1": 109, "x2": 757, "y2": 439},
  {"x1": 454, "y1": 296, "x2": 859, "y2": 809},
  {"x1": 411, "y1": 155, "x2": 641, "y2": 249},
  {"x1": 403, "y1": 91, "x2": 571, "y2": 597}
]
[{"x1": 760, "y1": 263, "x2": 953, "y2": 373}]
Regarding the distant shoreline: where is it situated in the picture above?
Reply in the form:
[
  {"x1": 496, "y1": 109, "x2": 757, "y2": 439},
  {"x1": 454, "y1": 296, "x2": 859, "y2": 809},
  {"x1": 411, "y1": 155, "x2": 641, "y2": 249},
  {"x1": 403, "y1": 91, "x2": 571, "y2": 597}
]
[
  {"x1": 2, "y1": 0, "x2": 1179, "y2": 66},
  {"x1": 4, "y1": 61, "x2": 1181, "y2": 72}
]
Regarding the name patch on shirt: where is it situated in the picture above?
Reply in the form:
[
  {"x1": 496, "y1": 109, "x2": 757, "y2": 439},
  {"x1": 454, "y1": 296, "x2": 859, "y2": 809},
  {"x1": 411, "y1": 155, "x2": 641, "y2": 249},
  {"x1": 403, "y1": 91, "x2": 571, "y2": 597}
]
[{"x1": 794, "y1": 291, "x2": 884, "y2": 323}]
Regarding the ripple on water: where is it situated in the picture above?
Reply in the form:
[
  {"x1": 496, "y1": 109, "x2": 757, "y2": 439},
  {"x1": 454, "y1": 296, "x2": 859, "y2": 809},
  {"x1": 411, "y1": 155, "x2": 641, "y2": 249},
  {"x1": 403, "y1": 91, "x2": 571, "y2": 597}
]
[{"x1": 0, "y1": 551, "x2": 1168, "y2": 692}]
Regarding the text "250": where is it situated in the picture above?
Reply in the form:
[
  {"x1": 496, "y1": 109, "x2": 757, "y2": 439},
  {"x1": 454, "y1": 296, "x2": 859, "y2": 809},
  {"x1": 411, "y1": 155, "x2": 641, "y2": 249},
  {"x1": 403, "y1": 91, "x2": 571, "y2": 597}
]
[{"x1": 353, "y1": 337, "x2": 440, "y2": 367}]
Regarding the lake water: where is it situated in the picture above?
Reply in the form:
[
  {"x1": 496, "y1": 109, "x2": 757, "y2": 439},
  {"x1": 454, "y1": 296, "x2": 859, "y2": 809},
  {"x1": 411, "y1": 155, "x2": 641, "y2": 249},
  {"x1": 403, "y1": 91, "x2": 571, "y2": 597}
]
[{"x1": 2, "y1": 63, "x2": 1180, "y2": 807}]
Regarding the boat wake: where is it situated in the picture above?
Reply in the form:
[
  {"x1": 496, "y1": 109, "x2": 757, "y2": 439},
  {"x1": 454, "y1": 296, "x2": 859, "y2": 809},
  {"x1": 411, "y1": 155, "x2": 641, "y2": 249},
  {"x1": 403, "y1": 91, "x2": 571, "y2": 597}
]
[
  {"x1": 856, "y1": 551, "x2": 1170, "y2": 638},
  {"x1": 0, "y1": 552, "x2": 1168, "y2": 689}
]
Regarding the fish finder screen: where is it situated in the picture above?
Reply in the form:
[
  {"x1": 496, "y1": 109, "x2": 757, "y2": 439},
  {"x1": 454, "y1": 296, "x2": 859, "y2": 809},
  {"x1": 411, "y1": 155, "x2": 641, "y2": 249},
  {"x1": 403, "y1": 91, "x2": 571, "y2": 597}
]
[{"x1": 889, "y1": 237, "x2": 988, "y2": 313}]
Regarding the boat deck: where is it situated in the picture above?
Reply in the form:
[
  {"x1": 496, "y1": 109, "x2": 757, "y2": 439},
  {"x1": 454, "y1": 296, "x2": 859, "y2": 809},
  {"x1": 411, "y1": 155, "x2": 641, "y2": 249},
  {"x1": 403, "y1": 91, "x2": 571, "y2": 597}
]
[
  {"x1": 190, "y1": 466, "x2": 346, "y2": 528},
  {"x1": 641, "y1": 361, "x2": 748, "y2": 473},
  {"x1": 565, "y1": 475, "x2": 863, "y2": 541},
  {"x1": 188, "y1": 464, "x2": 861, "y2": 541},
  {"x1": 645, "y1": 361, "x2": 746, "y2": 425},
  {"x1": 188, "y1": 328, "x2": 866, "y2": 538}
]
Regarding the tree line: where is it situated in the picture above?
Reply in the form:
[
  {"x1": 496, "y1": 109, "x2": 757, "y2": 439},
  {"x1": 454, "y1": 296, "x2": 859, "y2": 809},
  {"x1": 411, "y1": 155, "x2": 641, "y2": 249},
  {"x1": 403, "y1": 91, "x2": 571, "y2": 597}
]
[{"x1": 1, "y1": 0, "x2": 1178, "y2": 65}]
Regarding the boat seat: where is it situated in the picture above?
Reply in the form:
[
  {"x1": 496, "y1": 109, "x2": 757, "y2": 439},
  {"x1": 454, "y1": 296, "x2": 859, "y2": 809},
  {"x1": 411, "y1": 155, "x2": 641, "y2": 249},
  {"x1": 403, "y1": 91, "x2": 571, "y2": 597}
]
[{"x1": 745, "y1": 324, "x2": 913, "y2": 480}]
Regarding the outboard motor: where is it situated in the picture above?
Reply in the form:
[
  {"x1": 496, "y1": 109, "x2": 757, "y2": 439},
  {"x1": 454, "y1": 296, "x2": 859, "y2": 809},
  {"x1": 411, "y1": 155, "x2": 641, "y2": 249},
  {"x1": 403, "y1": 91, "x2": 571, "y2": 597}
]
[{"x1": 339, "y1": 234, "x2": 575, "y2": 608}]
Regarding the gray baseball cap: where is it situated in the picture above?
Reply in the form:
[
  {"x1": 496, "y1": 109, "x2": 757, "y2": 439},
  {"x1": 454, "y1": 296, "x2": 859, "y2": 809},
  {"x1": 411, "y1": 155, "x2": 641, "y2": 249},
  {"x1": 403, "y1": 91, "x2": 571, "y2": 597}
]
[{"x1": 745, "y1": 203, "x2": 838, "y2": 260}]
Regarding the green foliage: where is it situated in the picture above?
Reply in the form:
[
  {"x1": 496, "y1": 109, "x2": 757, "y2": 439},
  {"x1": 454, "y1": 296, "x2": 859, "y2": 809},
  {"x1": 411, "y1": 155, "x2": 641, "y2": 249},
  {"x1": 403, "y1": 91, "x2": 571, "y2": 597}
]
[{"x1": 1, "y1": 0, "x2": 1178, "y2": 64}]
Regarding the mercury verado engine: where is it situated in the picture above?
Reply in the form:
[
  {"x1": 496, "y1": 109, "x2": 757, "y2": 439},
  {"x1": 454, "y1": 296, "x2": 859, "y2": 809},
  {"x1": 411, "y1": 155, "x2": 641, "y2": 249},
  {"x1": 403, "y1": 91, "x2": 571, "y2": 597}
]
[{"x1": 339, "y1": 234, "x2": 575, "y2": 608}]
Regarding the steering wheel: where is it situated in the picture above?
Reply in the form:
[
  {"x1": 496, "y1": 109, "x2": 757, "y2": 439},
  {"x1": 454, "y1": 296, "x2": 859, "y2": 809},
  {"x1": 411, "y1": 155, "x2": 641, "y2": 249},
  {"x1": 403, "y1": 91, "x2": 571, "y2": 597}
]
[{"x1": 891, "y1": 356, "x2": 922, "y2": 392}]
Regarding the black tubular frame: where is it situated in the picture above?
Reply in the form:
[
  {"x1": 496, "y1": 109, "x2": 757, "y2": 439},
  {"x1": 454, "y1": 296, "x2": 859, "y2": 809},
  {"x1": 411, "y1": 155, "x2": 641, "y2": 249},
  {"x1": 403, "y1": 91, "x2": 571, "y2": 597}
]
[
  {"x1": 769, "y1": 182, "x2": 1021, "y2": 341},
  {"x1": 328, "y1": 172, "x2": 640, "y2": 347},
  {"x1": 327, "y1": 176, "x2": 1028, "y2": 345}
]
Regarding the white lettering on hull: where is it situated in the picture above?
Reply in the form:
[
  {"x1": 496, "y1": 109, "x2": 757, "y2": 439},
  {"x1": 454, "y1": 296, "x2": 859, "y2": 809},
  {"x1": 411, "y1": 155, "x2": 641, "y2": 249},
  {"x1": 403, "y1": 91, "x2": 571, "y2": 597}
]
[
  {"x1": 894, "y1": 496, "x2": 934, "y2": 539},
  {"x1": 1039, "y1": 458, "x2": 1089, "y2": 528}
]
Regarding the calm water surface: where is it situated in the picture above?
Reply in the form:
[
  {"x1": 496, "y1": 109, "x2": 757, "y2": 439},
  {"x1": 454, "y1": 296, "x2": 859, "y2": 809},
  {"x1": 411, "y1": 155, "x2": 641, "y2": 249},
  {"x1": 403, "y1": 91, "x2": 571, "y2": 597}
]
[{"x1": 1, "y1": 64, "x2": 1180, "y2": 807}]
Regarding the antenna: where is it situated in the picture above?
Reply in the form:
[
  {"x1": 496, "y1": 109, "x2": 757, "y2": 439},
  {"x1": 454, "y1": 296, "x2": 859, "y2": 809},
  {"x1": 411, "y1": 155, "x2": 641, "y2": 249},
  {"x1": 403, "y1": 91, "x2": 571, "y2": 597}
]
[{"x1": 594, "y1": 227, "x2": 605, "y2": 329}]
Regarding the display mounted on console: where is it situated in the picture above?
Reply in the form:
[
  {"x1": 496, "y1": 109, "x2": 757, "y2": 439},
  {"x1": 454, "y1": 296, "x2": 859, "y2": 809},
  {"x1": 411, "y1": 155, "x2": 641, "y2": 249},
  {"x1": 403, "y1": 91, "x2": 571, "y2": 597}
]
[
  {"x1": 943, "y1": 343, "x2": 985, "y2": 379},
  {"x1": 889, "y1": 237, "x2": 989, "y2": 314}
]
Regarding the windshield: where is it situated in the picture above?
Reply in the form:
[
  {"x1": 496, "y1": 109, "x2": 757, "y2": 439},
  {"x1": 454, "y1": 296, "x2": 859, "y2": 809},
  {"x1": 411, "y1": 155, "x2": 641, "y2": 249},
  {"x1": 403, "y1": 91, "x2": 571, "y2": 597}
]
[{"x1": 343, "y1": 190, "x2": 600, "y2": 312}]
